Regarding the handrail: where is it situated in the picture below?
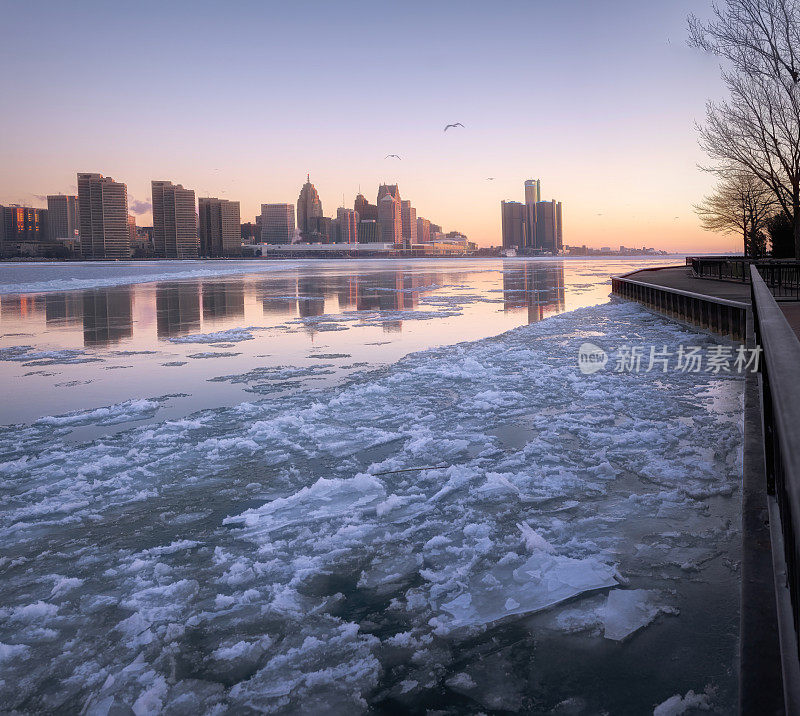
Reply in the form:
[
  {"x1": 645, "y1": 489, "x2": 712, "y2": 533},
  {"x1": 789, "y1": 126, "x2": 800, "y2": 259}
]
[
  {"x1": 692, "y1": 258, "x2": 800, "y2": 299},
  {"x1": 751, "y1": 264, "x2": 800, "y2": 710}
]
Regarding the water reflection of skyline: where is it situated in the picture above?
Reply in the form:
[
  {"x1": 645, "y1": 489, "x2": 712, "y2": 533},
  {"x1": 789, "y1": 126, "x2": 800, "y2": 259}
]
[
  {"x1": 503, "y1": 264, "x2": 565, "y2": 324},
  {"x1": 0, "y1": 263, "x2": 574, "y2": 345}
]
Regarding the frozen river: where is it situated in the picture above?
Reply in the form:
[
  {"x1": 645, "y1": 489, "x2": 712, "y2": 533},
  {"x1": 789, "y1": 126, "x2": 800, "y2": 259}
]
[{"x1": 0, "y1": 258, "x2": 742, "y2": 714}]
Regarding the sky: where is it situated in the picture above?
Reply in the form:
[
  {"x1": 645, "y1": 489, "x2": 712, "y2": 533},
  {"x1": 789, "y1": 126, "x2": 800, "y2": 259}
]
[{"x1": 0, "y1": 0, "x2": 736, "y2": 251}]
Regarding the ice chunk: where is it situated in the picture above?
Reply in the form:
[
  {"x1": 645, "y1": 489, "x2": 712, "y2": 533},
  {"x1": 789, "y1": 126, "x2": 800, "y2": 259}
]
[
  {"x1": 225, "y1": 474, "x2": 386, "y2": 537},
  {"x1": 653, "y1": 687, "x2": 712, "y2": 715},
  {"x1": 602, "y1": 589, "x2": 676, "y2": 641},
  {"x1": 169, "y1": 327, "x2": 260, "y2": 344},
  {"x1": 518, "y1": 521, "x2": 555, "y2": 553},
  {"x1": 438, "y1": 553, "x2": 618, "y2": 628}
]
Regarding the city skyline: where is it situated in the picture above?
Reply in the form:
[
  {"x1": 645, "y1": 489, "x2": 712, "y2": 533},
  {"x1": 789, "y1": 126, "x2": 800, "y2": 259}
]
[{"x1": 1, "y1": 1, "x2": 731, "y2": 251}]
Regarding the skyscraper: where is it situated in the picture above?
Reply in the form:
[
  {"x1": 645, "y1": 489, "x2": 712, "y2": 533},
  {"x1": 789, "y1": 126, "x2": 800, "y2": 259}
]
[
  {"x1": 524, "y1": 179, "x2": 541, "y2": 205},
  {"x1": 400, "y1": 200, "x2": 417, "y2": 248},
  {"x1": 354, "y1": 193, "x2": 377, "y2": 221},
  {"x1": 524, "y1": 179, "x2": 541, "y2": 249},
  {"x1": 1, "y1": 206, "x2": 48, "y2": 243},
  {"x1": 260, "y1": 204, "x2": 295, "y2": 244},
  {"x1": 501, "y1": 201, "x2": 526, "y2": 250},
  {"x1": 297, "y1": 175, "x2": 323, "y2": 240},
  {"x1": 127, "y1": 214, "x2": 137, "y2": 245},
  {"x1": 532, "y1": 200, "x2": 558, "y2": 252},
  {"x1": 152, "y1": 180, "x2": 198, "y2": 259},
  {"x1": 357, "y1": 220, "x2": 381, "y2": 243},
  {"x1": 199, "y1": 197, "x2": 242, "y2": 257},
  {"x1": 47, "y1": 195, "x2": 79, "y2": 241},
  {"x1": 416, "y1": 216, "x2": 431, "y2": 244},
  {"x1": 378, "y1": 193, "x2": 402, "y2": 245},
  {"x1": 337, "y1": 208, "x2": 359, "y2": 243},
  {"x1": 78, "y1": 173, "x2": 130, "y2": 260},
  {"x1": 377, "y1": 184, "x2": 400, "y2": 203}
]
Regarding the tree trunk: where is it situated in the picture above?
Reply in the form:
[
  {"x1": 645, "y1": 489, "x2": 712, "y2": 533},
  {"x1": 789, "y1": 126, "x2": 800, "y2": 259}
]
[{"x1": 794, "y1": 185, "x2": 800, "y2": 259}]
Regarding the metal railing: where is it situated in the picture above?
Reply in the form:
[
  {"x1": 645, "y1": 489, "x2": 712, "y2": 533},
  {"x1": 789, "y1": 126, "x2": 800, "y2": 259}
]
[
  {"x1": 611, "y1": 270, "x2": 748, "y2": 340},
  {"x1": 751, "y1": 264, "x2": 800, "y2": 710},
  {"x1": 690, "y1": 257, "x2": 800, "y2": 299}
]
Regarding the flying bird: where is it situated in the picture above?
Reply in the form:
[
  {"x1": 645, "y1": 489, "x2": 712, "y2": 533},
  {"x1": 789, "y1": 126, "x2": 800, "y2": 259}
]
[
  {"x1": 384, "y1": 154, "x2": 402, "y2": 160},
  {"x1": 486, "y1": 177, "x2": 495, "y2": 181},
  {"x1": 443, "y1": 122, "x2": 465, "y2": 132}
]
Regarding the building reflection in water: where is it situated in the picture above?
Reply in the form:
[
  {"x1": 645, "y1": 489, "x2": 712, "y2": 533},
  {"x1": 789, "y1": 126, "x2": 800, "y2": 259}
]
[
  {"x1": 297, "y1": 276, "x2": 326, "y2": 318},
  {"x1": 201, "y1": 280, "x2": 244, "y2": 321},
  {"x1": 503, "y1": 263, "x2": 565, "y2": 324},
  {"x1": 156, "y1": 283, "x2": 201, "y2": 338},
  {"x1": 83, "y1": 287, "x2": 134, "y2": 347},
  {"x1": 45, "y1": 293, "x2": 82, "y2": 327},
  {"x1": 260, "y1": 278, "x2": 300, "y2": 317},
  {"x1": 1, "y1": 294, "x2": 45, "y2": 320}
]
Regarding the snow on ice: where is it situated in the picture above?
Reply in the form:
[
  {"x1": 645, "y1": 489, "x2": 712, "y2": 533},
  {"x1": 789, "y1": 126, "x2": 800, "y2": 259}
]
[{"x1": 0, "y1": 301, "x2": 743, "y2": 712}]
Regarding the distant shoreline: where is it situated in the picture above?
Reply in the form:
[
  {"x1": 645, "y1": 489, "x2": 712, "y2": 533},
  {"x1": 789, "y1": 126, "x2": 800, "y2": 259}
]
[{"x1": 0, "y1": 253, "x2": 689, "y2": 265}]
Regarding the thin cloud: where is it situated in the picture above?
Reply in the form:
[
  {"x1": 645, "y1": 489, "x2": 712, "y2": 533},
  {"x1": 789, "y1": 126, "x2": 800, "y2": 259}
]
[{"x1": 129, "y1": 198, "x2": 152, "y2": 215}]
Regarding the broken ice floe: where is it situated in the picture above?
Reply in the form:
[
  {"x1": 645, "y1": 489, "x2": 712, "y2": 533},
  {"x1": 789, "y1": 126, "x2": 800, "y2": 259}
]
[{"x1": 0, "y1": 300, "x2": 742, "y2": 713}]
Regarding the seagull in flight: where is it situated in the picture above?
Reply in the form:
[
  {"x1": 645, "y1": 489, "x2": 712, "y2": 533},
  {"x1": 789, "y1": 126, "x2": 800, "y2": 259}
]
[
  {"x1": 444, "y1": 122, "x2": 465, "y2": 132},
  {"x1": 486, "y1": 177, "x2": 495, "y2": 181},
  {"x1": 384, "y1": 154, "x2": 402, "y2": 160}
]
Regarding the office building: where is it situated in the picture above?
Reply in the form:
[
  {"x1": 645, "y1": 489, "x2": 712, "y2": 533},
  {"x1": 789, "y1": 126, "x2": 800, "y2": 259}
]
[
  {"x1": 358, "y1": 219, "x2": 381, "y2": 243},
  {"x1": 377, "y1": 184, "x2": 400, "y2": 203},
  {"x1": 297, "y1": 175, "x2": 323, "y2": 240},
  {"x1": 47, "y1": 195, "x2": 79, "y2": 241},
  {"x1": 524, "y1": 179, "x2": 541, "y2": 205},
  {"x1": 531, "y1": 199, "x2": 563, "y2": 252},
  {"x1": 378, "y1": 193, "x2": 402, "y2": 245},
  {"x1": 306, "y1": 215, "x2": 333, "y2": 243},
  {"x1": 400, "y1": 200, "x2": 417, "y2": 248},
  {"x1": 337, "y1": 208, "x2": 359, "y2": 244},
  {"x1": 354, "y1": 193, "x2": 377, "y2": 221},
  {"x1": 152, "y1": 180, "x2": 198, "y2": 259},
  {"x1": 260, "y1": 203, "x2": 295, "y2": 244},
  {"x1": 241, "y1": 222, "x2": 259, "y2": 243},
  {"x1": 416, "y1": 217, "x2": 431, "y2": 244},
  {"x1": 1, "y1": 205, "x2": 47, "y2": 243},
  {"x1": 78, "y1": 173, "x2": 130, "y2": 259},
  {"x1": 127, "y1": 214, "x2": 137, "y2": 245},
  {"x1": 501, "y1": 200, "x2": 526, "y2": 250},
  {"x1": 199, "y1": 197, "x2": 241, "y2": 257}
]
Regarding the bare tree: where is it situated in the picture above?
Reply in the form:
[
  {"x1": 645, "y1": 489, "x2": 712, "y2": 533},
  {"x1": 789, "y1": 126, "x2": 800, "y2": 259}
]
[
  {"x1": 695, "y1": 172, "x2": 775, "y2": 255},
  {"x1": 689, "y1": 0, "x2": 800, "y2": 257}
]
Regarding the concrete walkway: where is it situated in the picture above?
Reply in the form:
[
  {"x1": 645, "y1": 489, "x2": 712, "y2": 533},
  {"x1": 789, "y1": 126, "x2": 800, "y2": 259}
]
[{"x1": 623, "y1": 266, "x2": 752, "y2": 303}]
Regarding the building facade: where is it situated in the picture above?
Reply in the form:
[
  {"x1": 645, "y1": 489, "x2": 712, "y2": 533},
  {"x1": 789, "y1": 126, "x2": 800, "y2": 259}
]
[
  {"x1": 416, "y1": 216, "x2": 431, "y2": 244},
  {"x1": 358, "y1": 220, "x2": 381, "y2": 243},
  {"x1": 47, "y1": 195, "x2": 79, "y2": 241},
  {"x1": 260, "y1": 203, "x2": 295, "y2": 244},
  {"x1": 337, "y1": 208, "x2": 359, "y2": 244},
  {"x1": 378, "y1": 193, "x2": 402, "y2": 245},
  {"x1": 354, "y1": 193, "x2": 377, "y2": 221},
  {"x1": 524, "y1": 179, "x2": 541, "y2": 205},
  {"x1": 531, "y1": 200, "x2": 562, "y2": 252},
  {"x1": 199, "y1": 197, "x2": 242, "y2": 257},
  {"x1": 1, "y1": 205, "x2": 48, "y2": 243},
  {"x1": 400, "y1": 200, "x2": 417, "y2": 249},
  {"x1": 78, "y1": 173, "x2": 130, "y2": 259},
  {"x1": 501, "y1": 200, "x2": 526, "y2": 250},
  {"x1": 152, "y1": 180, "x2": 198, "y2": 259},
  {"x1": 297, "y1": 175, "x2": 323, "y2": 240}
]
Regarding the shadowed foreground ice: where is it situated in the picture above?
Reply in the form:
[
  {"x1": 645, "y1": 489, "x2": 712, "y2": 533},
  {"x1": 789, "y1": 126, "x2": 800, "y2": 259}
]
[{"x1": 0, "y1": 301, "x2": 742, "y2": 714}]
